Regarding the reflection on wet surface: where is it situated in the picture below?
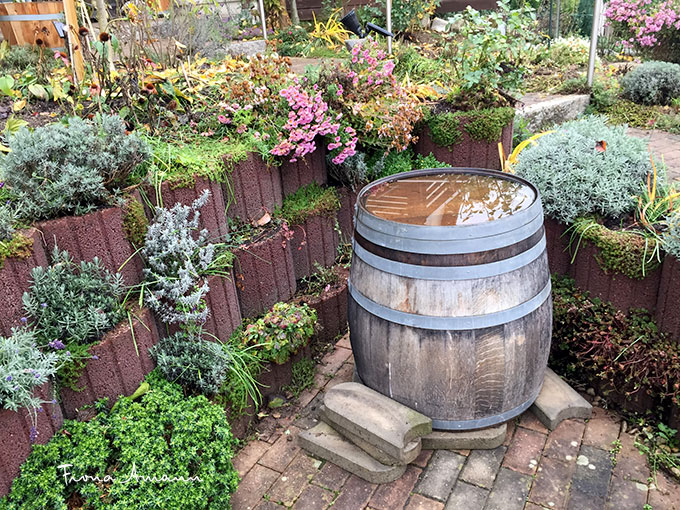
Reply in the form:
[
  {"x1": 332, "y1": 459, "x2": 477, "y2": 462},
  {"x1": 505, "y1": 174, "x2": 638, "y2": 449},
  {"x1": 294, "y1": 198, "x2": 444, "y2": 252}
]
[{"x1": 363, "y1": 173, "x2": 535, "y2": 226}]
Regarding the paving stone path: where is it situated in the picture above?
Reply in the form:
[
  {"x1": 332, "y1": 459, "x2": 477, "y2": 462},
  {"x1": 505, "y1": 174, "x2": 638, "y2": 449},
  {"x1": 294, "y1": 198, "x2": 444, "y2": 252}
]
[
  {"x1": 627, "y1": 128, "x2": 680, "y2": 183},
  {"x1": 231, "y1": 336, "x2": 680, "y2": 510}
]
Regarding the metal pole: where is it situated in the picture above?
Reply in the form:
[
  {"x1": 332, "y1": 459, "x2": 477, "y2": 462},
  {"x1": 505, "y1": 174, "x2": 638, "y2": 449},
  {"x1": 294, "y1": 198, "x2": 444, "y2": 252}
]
[
  {"x1": 555, "y1": 0, "x2": 561, "y2": 38},
  {"x1": 258, "y1": 0, "x2": 267, "y2": 41},
  {"x1": 586, "y1": 0, "x2": 602, "y2": 86},
  {"x1": 548, "y1": 0, "x2": 554, "y2": 44},
  {"x1": 386, "y1": 0, "x2": 392, "y2": 55}
]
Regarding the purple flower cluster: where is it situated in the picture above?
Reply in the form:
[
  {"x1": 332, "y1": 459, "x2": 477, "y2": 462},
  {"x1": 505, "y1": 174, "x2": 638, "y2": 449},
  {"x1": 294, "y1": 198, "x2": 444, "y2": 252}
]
[
  {"x1": 271, "y1": 79, "x2": 357, "y2": 165},
  {"x1": 605, "y1": 0, "x2": 680, "y2": 47}
]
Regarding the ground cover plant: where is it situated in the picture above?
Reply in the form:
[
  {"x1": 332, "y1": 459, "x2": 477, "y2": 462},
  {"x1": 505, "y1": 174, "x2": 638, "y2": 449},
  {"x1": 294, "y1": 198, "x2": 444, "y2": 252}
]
[{"x1": 0, "y1": 372, "x2": 240, "y2": 509}]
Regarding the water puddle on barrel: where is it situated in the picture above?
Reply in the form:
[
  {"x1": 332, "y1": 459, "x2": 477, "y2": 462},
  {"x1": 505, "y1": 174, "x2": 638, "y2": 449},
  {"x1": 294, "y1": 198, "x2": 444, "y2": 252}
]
[{"x1": 363, "y1": 173, "x2": 535, "y2": 226}]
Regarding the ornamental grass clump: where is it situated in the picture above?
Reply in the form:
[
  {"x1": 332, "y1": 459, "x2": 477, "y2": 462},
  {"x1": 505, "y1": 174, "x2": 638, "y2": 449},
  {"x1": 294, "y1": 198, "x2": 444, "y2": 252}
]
[
  {"x1": 1, "y1": 328, "x2": 60, "y2": 437},
  {"x1": 23, "y1": 247, "x2": 125, "y2": 348},
  {"x1": 242, "y1": 302, "x2": 317, "y2": 364},
  {"x1": 142, "y1": 190, "x2": 232, "y2": 327},
  {"x1": 0, "y1": 115, "x2": 149, "y2": 221},
  {"x1": 514, "y1": 116, "x2": 653, "y2": 224},
  {"x1": 620, "y1": 61, "x2": 680, "y2": 106}
]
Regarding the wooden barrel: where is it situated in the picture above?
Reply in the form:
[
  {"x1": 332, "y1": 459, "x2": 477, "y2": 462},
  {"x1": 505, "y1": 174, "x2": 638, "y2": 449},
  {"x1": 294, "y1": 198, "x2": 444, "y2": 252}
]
[
  {"x1": 348, "y1": 168, "x2": 552, "y2": 430},
  {"x1": 0, "y1": 1, "x2": 64, "y2": 48}
]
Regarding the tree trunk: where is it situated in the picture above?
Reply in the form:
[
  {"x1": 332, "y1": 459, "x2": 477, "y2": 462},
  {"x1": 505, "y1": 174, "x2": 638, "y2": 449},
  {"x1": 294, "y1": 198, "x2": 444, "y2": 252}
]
[{"x1": 289, "y1": 0, "x2": 300, "y2": 25}]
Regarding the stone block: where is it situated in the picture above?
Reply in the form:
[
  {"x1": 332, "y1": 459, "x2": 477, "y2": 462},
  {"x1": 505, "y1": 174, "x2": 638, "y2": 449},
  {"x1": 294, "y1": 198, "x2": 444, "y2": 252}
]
[
  {"x1": 322, "y1": 382, "x2": 432, "y2": 464},
  {"x1": 298, "y1": 422, "x2": 406, "y2": 484},
  {"x1": 531, "y1": 368, "x2": 592, "y2": 430},
  {"x1": 422, "y1": 423, "x2": 506, "y2": 450},
  {"x1": 430, "y1": 17, "x2": 449, "y2": 32},
  {"x1": 515, "y1": 94, "x2": 590, "y2": 132}
]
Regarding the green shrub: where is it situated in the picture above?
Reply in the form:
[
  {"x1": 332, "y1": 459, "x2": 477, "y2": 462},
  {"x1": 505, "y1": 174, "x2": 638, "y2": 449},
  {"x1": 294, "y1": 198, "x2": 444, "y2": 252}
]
[
  {"x1": 275, "y1": 25, "x2": 311, "y2": 56},
  {"x1": 278, "y1": 182, "x2": 340, "y2": 225},
  {"x1": 241, "y1": 302, "x2": 317, "y2": 364},
  {"x1": 23, "y1": 247, "x2": 125, "y2": 348},
  {"x1": 1, "y1": 115, "x2": 150, "y2": 221},
  {"x1": 150, "y1": 331, "x2": 231, "y2": 395},
  {"x1": 546, "y1": 36, "x2": 593, "y2": 67},
  {"x1": 0, "y1": 372, "x2": 239, "y2": 510},
  {"x1": 357, "y1": 0, "x2": 439, "y2": 35},
  {"x1": 550, "y1": 275, "x2": 680, "y2": 407},
  {"x1": 620, "y1": 61, "x2": 680, "y2": 106},
  {"x1": 0, "y1": 202, "x2": 15, "y2": 241},
  {"x1": 0, "y1": 329, "x2": 60, "y2": 432},
  {"x1": 514, "y1": 116, "x2": 652, "y2": 223},
  {"x1": 664, "y1": 209, "x2": 680, "y2": 259}
]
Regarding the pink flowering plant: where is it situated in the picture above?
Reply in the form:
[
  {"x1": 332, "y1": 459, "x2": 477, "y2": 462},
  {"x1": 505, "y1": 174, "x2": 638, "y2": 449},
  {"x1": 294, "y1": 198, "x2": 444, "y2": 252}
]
[
  {"x1": 605, "y1": 0, "x2": 680, "y2": 60},
  {"x1": 319, "y1": 40, "x2": 423, "y2": 152},
  {"x1": 270, "y1": 78, "x2": 357, "y2": 165}
]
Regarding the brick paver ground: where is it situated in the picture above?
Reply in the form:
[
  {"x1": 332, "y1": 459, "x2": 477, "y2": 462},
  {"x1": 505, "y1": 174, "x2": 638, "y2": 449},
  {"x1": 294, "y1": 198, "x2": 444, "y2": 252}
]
[
  {"x1": 231, "y1": 336, "x2": 680, "y2": 510},
  {"x1": 628, "y1": 128, "x2": 680, "y2": 182}
]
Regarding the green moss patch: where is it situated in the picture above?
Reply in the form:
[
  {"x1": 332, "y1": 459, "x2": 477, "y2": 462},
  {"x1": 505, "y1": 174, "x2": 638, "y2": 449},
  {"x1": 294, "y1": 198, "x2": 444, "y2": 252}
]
[
  {"x1": 0, "y1": 233, "x2": 33, "y2": 269},
  {"x1": 122, "y1": 199, "x2": 148, "y2": 246},
  {"x1": 426, "y1": 106, "x2": 515, "y2": 147},
  {"x1": 570, "y1": 218, "x2": 662, "y2": 280},
  {"x1": 277, "y1": 183, "x2": 340, "y2": 225}
]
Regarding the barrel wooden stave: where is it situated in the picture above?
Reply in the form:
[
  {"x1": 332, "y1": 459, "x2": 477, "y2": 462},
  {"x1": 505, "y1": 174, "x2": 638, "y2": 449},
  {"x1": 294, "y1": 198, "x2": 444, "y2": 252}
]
[
  {"x1": 350, "y1": 245, "x2": 549, "y2": 317},
  {"x1": 349, "y1": 296, "x2": 552, "y2": 428}
]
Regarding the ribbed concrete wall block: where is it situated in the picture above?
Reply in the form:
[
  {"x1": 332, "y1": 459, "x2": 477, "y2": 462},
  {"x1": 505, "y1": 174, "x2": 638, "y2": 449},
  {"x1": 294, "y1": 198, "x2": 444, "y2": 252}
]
[
  {"x1": 415, "y1": 120, "x2": 512, "y2": 171},
  {"x1": 202, "y1": 272, "x2": 242, "y2": 342},
  {"x1": 150, "y1": 176, "x2": 229, "y2": 242},
  {"x1": 0, "y1": 382, "x2": 63, "y2": 497},
  {"x1": 656, "y1": 255, "x2": 680, "y2": 342},
  {"x1": 232, "y1": 225, "x2": 296, "y2": 319},
  {"x1": 225, "y1": 153, "x2": 283, "y2": 223},
  {"x1": 544, "y1": 218, "x2": 571, "y2": 276},
  {"x1": 60, "y1": 308, "x2": 160, "y2": 419},
  {"x1": 38, "y1": 201, "x2": 145, "y2": 286},
  {"x1": 296, "y1": 268, "x2": 349, "y2": 345},
  {"x1": 336, "y1": 187, "x2": 358, "y2": 243},
  {"x1": 568, "y1": 239, "x2": 661, "y2": 313},
  {"x1": 0, "y1": 228, "x2": 48, "y2": 336},
  {"x1": 290, "y1": 214, "x2": 339, "y2": 280},
  {"x1": 280, "y1": 147, "x2": 328, "y2": 197}
]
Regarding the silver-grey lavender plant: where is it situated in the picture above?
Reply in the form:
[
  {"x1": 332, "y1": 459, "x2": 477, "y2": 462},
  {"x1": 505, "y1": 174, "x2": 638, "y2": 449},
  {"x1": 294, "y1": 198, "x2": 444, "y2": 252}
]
[{"x1": 142, "y1": 190, "x2": 216, "y2": 326}]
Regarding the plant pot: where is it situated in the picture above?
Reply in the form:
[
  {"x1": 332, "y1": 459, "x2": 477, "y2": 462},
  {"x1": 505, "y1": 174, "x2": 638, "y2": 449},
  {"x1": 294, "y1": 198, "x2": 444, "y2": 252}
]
[
  {"x1": 656, "y1": 255, "x2": 680, "y2": 342},
  {"x1": 289, "y1": 214, "x2": 339, "y2": 281},
  {"x1": 279, "y1": 147, "x2": 328, "y2": 197},
  {"x1": 568, "y1": 238, "x2": 662, "y2": 313},
  {"x1": 148, "y1": 175, "x2": 229, "y2": 241},
  {"x1": 232, "y1": 225, "x2": 296, "y2": 318},
  {"x1": 336, "y1": 186, "x2": 358, "y2": 243},
  {"x1": 544, "y1": 217, "x2": 571, "y2": 276},
  {"x1": 415, "y1": 117, "x2": 513, "y2": 170},
  {"x1": 225, "y1": 153, "x2": 283, "y2": 223},
  {"x1": 0, "y1": 381, "x2": 63, "y2": 497},
  {"x1": 37, "y1": 197, "x2": 146, "y2": 286},
  {"x1": 59, "y1": 308, "x2": 160, "y2": 419},
  {"x1": 0, "y1": 228, "x2": 48, "y2": 336},
  {"x1": 295, "y1": 267, "x2": 349, "y2": 345},
  {"x1": 0, "y1": 1, "x2": 64, "y2": 48}
]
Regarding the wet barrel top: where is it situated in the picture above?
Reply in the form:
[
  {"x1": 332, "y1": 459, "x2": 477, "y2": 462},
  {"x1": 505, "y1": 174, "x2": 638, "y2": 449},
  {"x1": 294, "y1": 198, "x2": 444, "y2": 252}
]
[{"x1": 354, "y1": 168, "x2": 543, "y2": 256}]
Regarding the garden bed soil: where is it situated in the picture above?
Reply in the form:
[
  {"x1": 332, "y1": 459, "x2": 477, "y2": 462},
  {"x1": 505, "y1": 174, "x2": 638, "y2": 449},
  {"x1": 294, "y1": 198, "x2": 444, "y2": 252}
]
[
  {"x1": 294, "y1": 266, "x2": 349, "y2": 346},
  {"x1": 279, "y1": 147, "x2": 328, "y2": 197},
  {"x1": 59, "y1": 308, "x2": 160, "y2": 420},
  {"x1": 289, "y1": 214, "x2": 339, "y2": 281},
  {"x1": 656, "y1": 255, "x2": 680, "y2": 342},
  {"x1": 37, "y1": 198, "x2": 145, "y2": 286},
  {"x1": 415, "y1": 118, "x2": 512, "y2": 170},
  {"x1": 336, "y1": 186, "x2": 358, "y2": 243},
  {"x1": 225, "y1": 153, "x2": 283, "y2": 224},
  {"x1": 232, "y1": 225, "x2": 296, "y2": 319},
  {"x1": 0, "y1": 228, "x2": 48, "y2": 336},
  {"x1": 0, "y1": 382, "x2": 63, "y2": 497},
  {"x1": 149, "y1": 175, "x2": 229, "y2": 241},
  {"x1": 568, "y1": 238, "x2": 662, "y2": 313}
]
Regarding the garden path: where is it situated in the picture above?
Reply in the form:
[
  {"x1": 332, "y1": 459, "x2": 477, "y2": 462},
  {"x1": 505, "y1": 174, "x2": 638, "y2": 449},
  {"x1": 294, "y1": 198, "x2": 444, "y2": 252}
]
[
  {"x1": 231, "y1": 335, "x2": 680, "y2": 510},
  {"x1": 628, "y1": 128, "x2": 680, "y2": 183}
]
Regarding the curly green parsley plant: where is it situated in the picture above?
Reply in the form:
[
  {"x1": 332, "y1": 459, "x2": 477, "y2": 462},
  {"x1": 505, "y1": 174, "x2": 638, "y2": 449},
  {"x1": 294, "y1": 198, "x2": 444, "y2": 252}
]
[{"x1": 242, "y1": 302, "x2": 317, "y2": 364}]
